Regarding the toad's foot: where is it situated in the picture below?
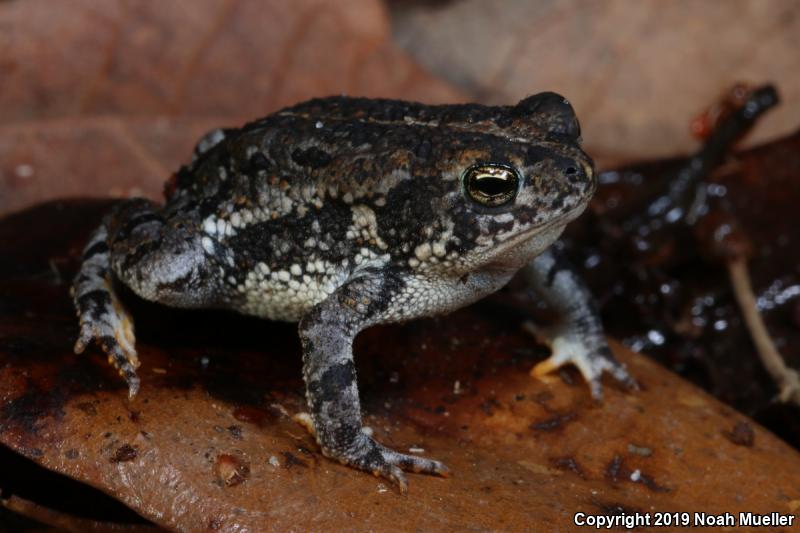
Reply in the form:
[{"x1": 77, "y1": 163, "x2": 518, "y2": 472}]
[
  {"x1": 74, "y1": 308, "x2": 140, "y2": 398},
  {"x1": 342, "y1": 437, "x2": 449, "y2": 494},
  {"x1": 522, "y1": 246, "x2": 638, "y2": 400},
  {"x1": 72, "y1": 225, "x2": 140, "y2": 398},
  {"x1": 295, "y1": 413, "x2": 448, "y2": 493},
  {"x1": 524, "y1": 321, "x2": 638, "y2": 399}
]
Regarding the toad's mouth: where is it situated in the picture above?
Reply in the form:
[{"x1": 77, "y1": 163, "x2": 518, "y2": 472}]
[
  {"x1": 492, "y1": 198, "x2": 590, "y2": 249},
  {"x1": 474, "y1": 199, "x2": 590, "y2": 273}
]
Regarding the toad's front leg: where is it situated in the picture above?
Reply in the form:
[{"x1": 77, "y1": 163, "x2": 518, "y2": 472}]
[
  {"x1": 298, "y1": 270, "x2": 448, "y2": 492},
  {"x1": 524, "y1": 244, "x2": 638, "y2": 399}
]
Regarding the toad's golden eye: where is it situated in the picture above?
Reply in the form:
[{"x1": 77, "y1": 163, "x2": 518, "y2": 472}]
[{"x1": 462, "y1": 164, "x2": 520, "y2": 207}]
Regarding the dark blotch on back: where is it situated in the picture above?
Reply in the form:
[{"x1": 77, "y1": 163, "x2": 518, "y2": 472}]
[
  {"x1": 378, "y1": 176, "x2": 442, "y2": 253},
  {"x1": 248, "y1": 152, "x2": 271, "y2": 172},
  {"x1": 291, "y1": 146, "x2": 333, "y2": 169}
]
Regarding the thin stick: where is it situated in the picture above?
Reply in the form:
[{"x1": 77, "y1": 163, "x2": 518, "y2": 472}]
[
  {"x1": 727, "y1": 257, "x2": 800, "y2": 405},
  {"x1": 1, "y1": 494, "x2": 157, "y2": 533}
]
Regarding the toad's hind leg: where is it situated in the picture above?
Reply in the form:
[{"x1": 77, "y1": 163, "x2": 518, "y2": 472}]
[
  {"x1": 73, "y1": 199, "x2": 217, "y2": 397},
  {"x1": 73, "y1": 220, "x2": 141, "y2": 396}
]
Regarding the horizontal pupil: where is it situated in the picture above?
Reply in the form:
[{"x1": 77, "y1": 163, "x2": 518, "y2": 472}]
[{"x1": 474, "y1": 176, "x2": 513, "y2": 196}]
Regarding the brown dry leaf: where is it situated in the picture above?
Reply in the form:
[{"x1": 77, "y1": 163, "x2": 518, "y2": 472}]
[
  {"x1": 390, "y1": 0, "x2": 800, "y2": 160},
  {"x1": 0, "y1": 0, "x2": 462, "y2": 216},
  {"x1": 2, "y1": 200, "x2": 800, "y2": 531}
]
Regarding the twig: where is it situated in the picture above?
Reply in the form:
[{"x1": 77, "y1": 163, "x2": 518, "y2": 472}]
[
  {"x1": 727, "y1": 257, "x2": 800, "y2": 405},
  {"x1": 1, "y1": 495, "x2": 157, "y2": 533},
  {"x1": 644, "y1": 85, "x2": 779, "y2": 226}
]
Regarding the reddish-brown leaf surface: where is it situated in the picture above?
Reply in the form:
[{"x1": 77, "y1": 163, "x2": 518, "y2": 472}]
[
  {"x1": 3, "y1": 1, "x2": 800, "y2": 530},
  {"x1": 1, "y1": 200, "x2": 800, "y2": 531},
  {"x1": 0, "y1": 0, "x2": 461, "y2": 216}
]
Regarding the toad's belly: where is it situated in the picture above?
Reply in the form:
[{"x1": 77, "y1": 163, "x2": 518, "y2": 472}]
[
  {"x1": 376, "y1": 268, "x2": 518, "y2": 325},
  {"x1": 224, "y1": 266, "x2": 352, "y2": 322},
  {"x1": 222, "y1": 264, "x2": 517, "y2": 325}
]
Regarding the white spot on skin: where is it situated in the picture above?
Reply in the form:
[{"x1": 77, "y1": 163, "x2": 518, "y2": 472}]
[
  {"x1": 290, "y1": 264, "x2": 302, "y2": 276},
  {"x1": 349, "y1": 205, "x2": 388, "y2": 250},
  {"x1": 493, "y1": 213, "x2": 514, "y2": 224},
  {"x1": 476, "y1": 234, "x2": 494, "y2": 246},
  {"x1": 278, "y1": 271, "x2": 291, "y2": 282},
  {"x1": 414, "y1": 243, "x2": 432, "y2": 261},
  {"x1": 201, "y1": 237, "x2": 215, "y2": 254}
]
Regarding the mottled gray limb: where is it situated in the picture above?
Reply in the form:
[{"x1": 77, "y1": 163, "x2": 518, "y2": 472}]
[
  {"x1": 72, "y1": 199, "x2": 217, "y2": 397},
  {"x1": 72, "y1": 205, "x2": 142, "y2": 397},
  {"x1": 523, "y1": 243, "x2": 637, "y2": 398},
  {"x1": 298, "y1": 270, "x2": 448, "y2": 492}
]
